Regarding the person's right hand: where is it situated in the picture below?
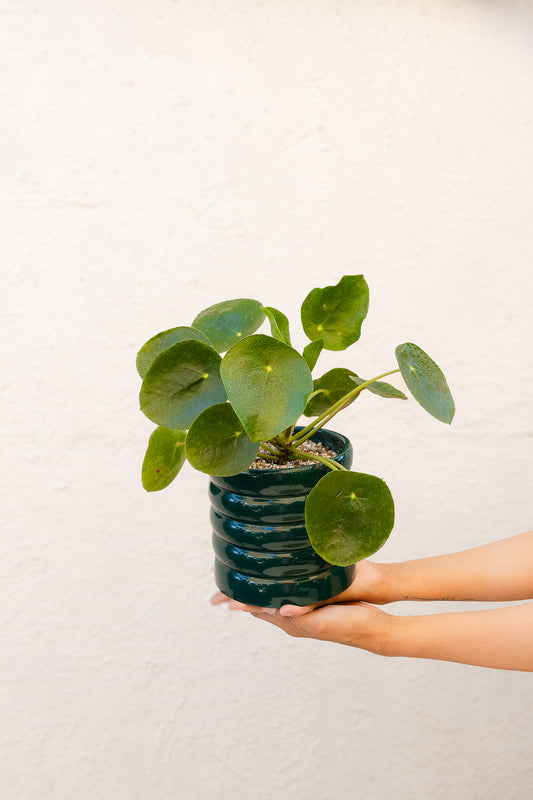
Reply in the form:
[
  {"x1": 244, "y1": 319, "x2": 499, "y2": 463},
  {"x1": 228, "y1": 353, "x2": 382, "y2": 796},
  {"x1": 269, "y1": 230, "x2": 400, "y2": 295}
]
[{"x1": 276, "y1": 559, "x2": 394, "y2": 617}]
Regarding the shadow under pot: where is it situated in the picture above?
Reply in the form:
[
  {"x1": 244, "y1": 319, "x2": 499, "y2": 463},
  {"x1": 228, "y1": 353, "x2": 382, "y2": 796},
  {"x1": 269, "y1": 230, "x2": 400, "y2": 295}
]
[{"x1": 209, "y1": 427, "x2": 355, "y2": 609}]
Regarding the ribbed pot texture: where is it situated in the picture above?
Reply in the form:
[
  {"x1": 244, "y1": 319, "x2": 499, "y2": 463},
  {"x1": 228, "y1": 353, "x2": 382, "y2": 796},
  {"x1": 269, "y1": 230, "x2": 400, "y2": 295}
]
[{"x1": 209, "y1": 428, "x2": 355, "y2": 608}]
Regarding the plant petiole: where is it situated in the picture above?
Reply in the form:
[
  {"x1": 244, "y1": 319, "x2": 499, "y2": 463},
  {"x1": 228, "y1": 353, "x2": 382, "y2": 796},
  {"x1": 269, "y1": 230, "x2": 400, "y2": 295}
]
[
  {"x1": 260, "y1": 441, "x2": 286, "y2": 459},
  {"x1": 256, "y1": 451, "x2": 285, "y2": 462},
  {"x1": 285, "y1": 446, "x2": 347, "y2": 471},
  {"x1": 290, "y1": 368, "x2": 401, "y2": 446}
]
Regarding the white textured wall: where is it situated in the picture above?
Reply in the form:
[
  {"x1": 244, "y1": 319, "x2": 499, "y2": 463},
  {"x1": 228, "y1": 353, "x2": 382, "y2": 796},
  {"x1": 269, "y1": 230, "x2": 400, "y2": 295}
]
[{"x1": 3, "y1": 1, "x2": 533, "y2": 797}]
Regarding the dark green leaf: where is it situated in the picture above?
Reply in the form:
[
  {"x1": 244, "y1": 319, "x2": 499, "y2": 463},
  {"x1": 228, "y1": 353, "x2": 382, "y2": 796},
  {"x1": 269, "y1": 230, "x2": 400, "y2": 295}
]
[
  {"x1": 302, "y1": 340, "x2": 323, "y2": 370},
  {"x1": 192, "y1": 298, "x2": 265, "y2": 353},
  {"x1": 262, "y1": 306, "x2": 291, "y2": 346},
  {"x1": 186, "y1": 403, "x2": 259, "y2": 476},
  {"x1": 395, "y1": 343, "x2": 455, "y2": 424},
  {"x1": 142, "y1": 427, "x2": 187, "y2": 492},
  {"x1": 304, "y1": 369, "x2": 407, "y2": 416},
  {"x1": 140, "y1": 340, "x2": 227, "y2": 429},
  {"x1": 220, "y1": 334, "x2": 314, "y2": 441},
  {"x1": 303, "y1": 368, "x2": 362, "y2": 416},
  {"x1": 136, "y1": 326, "x2": 211, "y2": 379},
  {"x1": 301, "y1": 275, "x2": 369, "y2": 351},
  {"x1": 305, "y1": 471, "x2": 395, "y2": 566},
  {"x1": 303, "y1": 389, "x2": 324, "y2": 409}
]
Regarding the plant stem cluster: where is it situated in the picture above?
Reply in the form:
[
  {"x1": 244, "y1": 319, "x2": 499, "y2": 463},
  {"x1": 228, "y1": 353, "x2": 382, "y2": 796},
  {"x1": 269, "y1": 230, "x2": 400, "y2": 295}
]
[{"x1": 267, "y1": 368, "x2": 402, "y2": 472}]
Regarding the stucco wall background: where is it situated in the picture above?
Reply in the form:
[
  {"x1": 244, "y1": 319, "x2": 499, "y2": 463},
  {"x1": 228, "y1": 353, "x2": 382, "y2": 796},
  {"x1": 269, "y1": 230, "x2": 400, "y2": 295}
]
[{"x1": 3, "y1": 1, "x2": 533, "y2": 797}]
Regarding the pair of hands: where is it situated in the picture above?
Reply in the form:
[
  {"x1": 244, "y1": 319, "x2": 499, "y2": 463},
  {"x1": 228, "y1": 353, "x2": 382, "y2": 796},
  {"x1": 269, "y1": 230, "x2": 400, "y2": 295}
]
[
  {"x1": 211, "y1": 560, "x2": 395, "y2": 654},
  {"x1": 212, "y1": 533, "x2": 533, "y2": 670}
]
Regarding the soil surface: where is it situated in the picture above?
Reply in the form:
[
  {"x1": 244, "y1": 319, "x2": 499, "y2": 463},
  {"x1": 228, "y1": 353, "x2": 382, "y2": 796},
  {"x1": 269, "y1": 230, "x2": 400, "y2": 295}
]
[{"x1": 251, "y1": 440, "x2": 337, "y2": 469}]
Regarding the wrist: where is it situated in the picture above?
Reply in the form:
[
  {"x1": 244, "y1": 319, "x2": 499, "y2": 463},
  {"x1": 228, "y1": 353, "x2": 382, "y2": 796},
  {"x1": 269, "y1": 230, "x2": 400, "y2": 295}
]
[
  {"x1": 378, "y1": 558, "x2": 442, "y2": 603},
  {"x1": 374, "y1": 561, "x2": 405, "y2": 604},
  {"x1": 361, "y1": 608, "x2": 403, "y2": 657},
  {"x1": 383, "y1": 614, "x2": 417, "y2": 658},
  {"x1": 370, "y1": 613, "x2": 424, "y2": 659}
]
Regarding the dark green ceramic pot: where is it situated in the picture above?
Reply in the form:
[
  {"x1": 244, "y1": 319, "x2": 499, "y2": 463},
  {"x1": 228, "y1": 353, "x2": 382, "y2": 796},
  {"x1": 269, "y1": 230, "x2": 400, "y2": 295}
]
[{"x1": 210, "y1": 427, "x2": 355, "y2": 608}]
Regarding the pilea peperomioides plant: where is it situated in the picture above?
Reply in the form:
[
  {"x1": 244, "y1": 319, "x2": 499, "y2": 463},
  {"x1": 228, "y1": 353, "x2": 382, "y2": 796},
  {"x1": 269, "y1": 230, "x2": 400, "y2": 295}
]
[{"x1": 137, "y1": 275, "x2": 455, "y2": 567}]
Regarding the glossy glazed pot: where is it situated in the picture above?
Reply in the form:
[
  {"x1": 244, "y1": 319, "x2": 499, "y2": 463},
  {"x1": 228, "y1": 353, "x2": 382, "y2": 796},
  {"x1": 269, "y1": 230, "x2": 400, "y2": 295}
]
[{"x1": 209, "y1": 428, "x2": 355, "y2": 608}]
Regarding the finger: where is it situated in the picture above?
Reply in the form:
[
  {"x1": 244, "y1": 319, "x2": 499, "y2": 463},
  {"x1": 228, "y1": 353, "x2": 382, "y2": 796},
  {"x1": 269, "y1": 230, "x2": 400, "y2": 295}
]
[
  {"x1": 210, "y1": 591, "x2": 230, "y2": 605},
  {"x1": 246, "y1": 609, "x2": 315, "y2": 637},
  {"x1": 228, "y1": 601, "x2": 279, "y2": 615},
  {"x1": 279, "y1": 603, "x2": 319, "y2": 617},
  {"x1": 227, "y1": 600, "x2": 251, "y2": 611},
  {"x1": 278, "y1": 579, "x2": 366, "y2": 617},
  {"x1": 210, "y1": 593, "x2": 261, "y2": 611}
]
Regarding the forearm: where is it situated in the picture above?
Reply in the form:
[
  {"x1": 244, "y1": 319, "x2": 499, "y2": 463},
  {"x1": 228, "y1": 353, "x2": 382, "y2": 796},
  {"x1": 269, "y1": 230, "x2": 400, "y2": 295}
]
[
  {"x1": 385, "y1": 603, "x2": 533, "y2": 671},
  {"x1": 380, "y1": 531, "x2": 533, "y2": 602}
]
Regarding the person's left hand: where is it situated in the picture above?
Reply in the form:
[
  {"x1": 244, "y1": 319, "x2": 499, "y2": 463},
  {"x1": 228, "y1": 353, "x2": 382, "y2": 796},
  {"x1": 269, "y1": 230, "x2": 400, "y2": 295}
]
[{"x1": 211, "y1": 592, "x2": 394, "y2": 654}]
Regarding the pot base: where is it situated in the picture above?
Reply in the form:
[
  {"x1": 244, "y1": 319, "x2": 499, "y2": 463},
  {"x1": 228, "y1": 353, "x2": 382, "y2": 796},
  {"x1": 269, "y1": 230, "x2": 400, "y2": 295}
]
[{"x1": 215, "y1": 558, "x2": 355, "y2": 609}]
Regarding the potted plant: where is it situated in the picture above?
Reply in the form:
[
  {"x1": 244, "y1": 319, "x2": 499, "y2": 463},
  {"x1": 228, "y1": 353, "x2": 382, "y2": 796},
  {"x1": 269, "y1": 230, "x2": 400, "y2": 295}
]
[{"x1": 137, "y1": 275, "x2": 455, "y2": 607}]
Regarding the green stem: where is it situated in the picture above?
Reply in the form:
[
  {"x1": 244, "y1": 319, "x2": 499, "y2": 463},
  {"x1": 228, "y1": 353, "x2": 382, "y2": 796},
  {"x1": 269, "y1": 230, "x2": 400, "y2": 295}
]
[
  {"x1": 257, "y1": 451, "x2": 284, "y2": 462},
  {"x1": 260, "y1": 441, "x2": 285, "y2": 459},
  {"x1": 286, "y1": 446, "x2": 347, "y2": 471},
  {"x1": 261, "y1": 440, "x2": 280, "y2": 453},
  {"x1": 290, "y1": 368, "x2": 401, "y2": 446}
]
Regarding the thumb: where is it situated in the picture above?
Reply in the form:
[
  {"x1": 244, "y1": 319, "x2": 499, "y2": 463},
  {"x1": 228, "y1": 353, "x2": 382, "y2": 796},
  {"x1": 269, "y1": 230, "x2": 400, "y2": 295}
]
[{"x1": 279, "y1": 602, "x2": 320, "y2": 617}]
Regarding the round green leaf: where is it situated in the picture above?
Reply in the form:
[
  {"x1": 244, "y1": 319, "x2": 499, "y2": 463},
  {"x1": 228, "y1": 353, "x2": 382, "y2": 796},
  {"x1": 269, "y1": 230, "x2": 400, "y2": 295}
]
[
  {"x1": 301, "y1": 275, "x2": 369, "y2": 351},
  {"x1": 186, "y1": 403, "x2": 259, "y2": 476},
  {"x1": 136, "y1": 326, "x2": 212, "y2": 379},
  {"x1": 395, "y1": 343, "x2": 455, "y2": 424},
  {"x1": 304, "y1": 368, "x2": 362, "y2": 416},
  {"x1": 142, "y1": 427, "x2": 187, "y2": 492},
  {"x1": 302, "y1": 340, "x2": 323, "y2": 371},
  {"x1": 192, "y1": 298, "x2": 265, "y2": 353},
  {"x1": 305, "y1": 471, "x2": 395, "y2": 566},
  {"x1": 262, "y1": 306, "x2": 291, "y2": 345},
  {"x1": 220, "y1": 334, "x2": 314, "y2": 441},
  {"x1": 140, "y1": 340, "x2": 227, "y2": 429}
]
